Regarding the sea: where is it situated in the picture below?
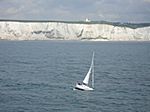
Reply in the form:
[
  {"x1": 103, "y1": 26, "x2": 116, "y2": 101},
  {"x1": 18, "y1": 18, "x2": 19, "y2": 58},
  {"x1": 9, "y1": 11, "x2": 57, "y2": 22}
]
[{"x1": 0, "y1": 40, "x2": 150, "y2": 112}]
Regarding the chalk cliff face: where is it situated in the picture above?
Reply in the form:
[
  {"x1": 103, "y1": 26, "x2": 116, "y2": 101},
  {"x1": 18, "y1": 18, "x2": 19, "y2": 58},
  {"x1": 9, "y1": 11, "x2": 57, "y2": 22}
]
[{"x1": 0, "y1": 21, "x2": 150, "y2": 41}]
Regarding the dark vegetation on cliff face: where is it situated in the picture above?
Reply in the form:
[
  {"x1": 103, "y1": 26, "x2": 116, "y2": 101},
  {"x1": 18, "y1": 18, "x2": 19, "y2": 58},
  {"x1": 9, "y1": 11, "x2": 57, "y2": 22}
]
[
  {"x1": 0, "y1": 19, "x2": 150, "y2": 29},
  {"x1": 99, "y1": 21, "x2": 150, "y2": 29}
]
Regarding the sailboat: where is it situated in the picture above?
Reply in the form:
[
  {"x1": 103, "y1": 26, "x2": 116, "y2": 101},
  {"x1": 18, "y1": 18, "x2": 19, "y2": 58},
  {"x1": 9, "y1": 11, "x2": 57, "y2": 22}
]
[{"x1": 74, "y1": 52, "x2": 94, "y2": 91}]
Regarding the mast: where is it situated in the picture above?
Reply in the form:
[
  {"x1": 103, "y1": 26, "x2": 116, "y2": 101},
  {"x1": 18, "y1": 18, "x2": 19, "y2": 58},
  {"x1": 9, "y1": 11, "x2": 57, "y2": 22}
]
[{"x1": 92, "y1": 52, "x2": 94, "y2": 88}]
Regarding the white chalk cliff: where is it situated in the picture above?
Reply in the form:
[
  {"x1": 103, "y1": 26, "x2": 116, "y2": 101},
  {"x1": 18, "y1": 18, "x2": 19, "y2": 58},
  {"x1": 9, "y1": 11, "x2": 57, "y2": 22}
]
[{"x1": 0, "y1": 21, "x2": 150, "y2": 41}]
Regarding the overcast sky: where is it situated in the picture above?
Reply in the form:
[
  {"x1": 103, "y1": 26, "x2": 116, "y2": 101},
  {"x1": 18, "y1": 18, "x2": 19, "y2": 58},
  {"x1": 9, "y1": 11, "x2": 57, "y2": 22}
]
[{"x1": 0, "y1": 0, "x2": 150, "y2": 23}]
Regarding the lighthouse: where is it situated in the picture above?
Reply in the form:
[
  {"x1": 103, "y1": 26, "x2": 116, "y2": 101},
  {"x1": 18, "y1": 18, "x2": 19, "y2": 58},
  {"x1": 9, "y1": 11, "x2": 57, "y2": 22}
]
[{"x1": 85, "y1": 18, "x2": 91, "y2": 22}]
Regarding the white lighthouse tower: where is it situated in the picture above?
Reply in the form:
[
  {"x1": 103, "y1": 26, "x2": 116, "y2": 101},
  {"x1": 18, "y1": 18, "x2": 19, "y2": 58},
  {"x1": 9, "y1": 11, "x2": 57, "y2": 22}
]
[{"x1": 85, "y1": 18, "x2": 91, "y2": 22}]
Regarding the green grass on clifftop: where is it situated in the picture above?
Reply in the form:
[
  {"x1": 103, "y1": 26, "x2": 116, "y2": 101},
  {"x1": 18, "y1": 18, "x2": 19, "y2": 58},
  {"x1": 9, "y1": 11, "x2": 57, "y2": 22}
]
[{"x1": 0, "y1": 19, "x2": 150, "y2": 29}]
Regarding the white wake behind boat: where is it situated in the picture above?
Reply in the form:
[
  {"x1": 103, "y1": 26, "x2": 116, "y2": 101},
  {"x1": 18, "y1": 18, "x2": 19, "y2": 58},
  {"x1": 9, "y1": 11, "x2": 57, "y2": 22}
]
[{"x1": 74, "y1": 52, "x2": 95, "y2": 91}]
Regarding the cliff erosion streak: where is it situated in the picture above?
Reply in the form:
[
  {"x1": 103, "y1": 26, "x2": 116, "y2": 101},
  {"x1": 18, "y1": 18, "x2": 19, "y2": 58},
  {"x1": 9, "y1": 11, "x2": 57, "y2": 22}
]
[{"x1": 0, "y1": 21, "x2": 150, "y2": 41}]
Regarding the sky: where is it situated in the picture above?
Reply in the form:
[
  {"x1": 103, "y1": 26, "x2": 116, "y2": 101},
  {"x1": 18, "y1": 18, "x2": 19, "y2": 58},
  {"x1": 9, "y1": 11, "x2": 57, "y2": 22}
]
[{"x1": 0, "y1": 0, "x2": 150, "y2": 23}]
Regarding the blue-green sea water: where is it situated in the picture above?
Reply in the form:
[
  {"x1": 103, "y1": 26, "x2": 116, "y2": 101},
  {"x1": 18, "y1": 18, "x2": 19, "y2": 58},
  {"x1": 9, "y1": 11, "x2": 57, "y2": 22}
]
[{"x1": 0, "y1": 41, "x2": 150, "y2": 112}]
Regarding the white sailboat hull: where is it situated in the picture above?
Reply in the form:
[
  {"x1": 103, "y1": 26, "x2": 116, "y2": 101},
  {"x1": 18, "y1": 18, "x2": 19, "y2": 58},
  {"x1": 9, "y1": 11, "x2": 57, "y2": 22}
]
[{"x1": 74, "y1": 83, "x2": 94, "y2": 91}]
